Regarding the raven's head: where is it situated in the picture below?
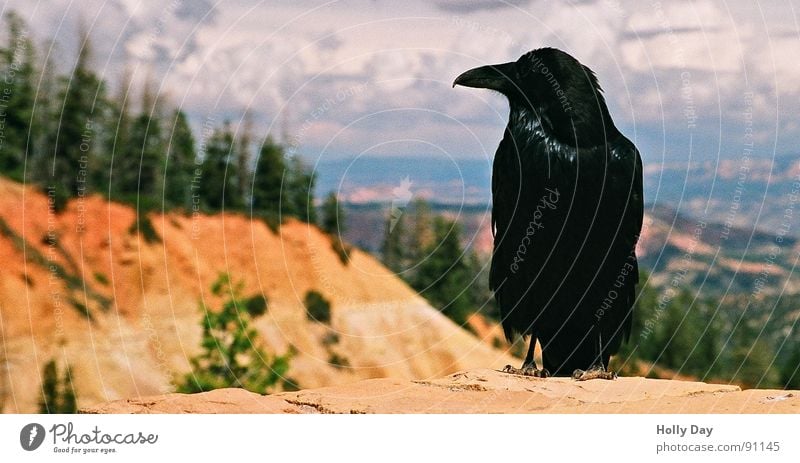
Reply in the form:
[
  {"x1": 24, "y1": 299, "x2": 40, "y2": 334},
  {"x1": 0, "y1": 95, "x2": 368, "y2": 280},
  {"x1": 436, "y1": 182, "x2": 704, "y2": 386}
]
[{"x1": 454, "y1": 47, "x2": 616, "y2": 147}]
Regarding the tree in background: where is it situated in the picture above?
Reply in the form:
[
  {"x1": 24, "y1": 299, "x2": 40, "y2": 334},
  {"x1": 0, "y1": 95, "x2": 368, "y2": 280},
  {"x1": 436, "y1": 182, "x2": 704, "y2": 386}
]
[
  {"x1": 380, "y1": 200, "x2": 489, "y2": 325},
  {"x1": 250, "y1": 135, "x2": 285, "y2": 219},
  {"x1": 120, "y1": 84, "x2": 165, "y2": 209},
  {"x1": 94, "y1": 68, "x2": 131, "y2": 197},
  {"x1": 409, "y1": 198, "x2": 433, "y2": 260},
  {"x1": 465, "y1": 252, "x2": 497, "y2": 320},
  {"x1": 0, "y1": 12, "x2": 36, "y2": 182},
  {"x1": 163, "y1": 109, "x2": 196, "y2": 209},
  {"x1": 0, "y1": 12, "x2": 323, "y2": 226},
  {"x1": 200, "y1": 122, "x2": 241, "y2": 211},
  {"x1": 412, "y1": 216, "x2": 474, "y2": 325},
  {"x1": 779, "y1": 340, "x2": 800, "y2": 390},
  {"x1": 236, "y1": 112, "x2": 254, "y2": 207},
  {"x1": 38, "y1": 359, "x2": 77, "y2": 414},
  {"x1": 29, "y1": 46, "x2": 58, "y2": 185},
  {"x1": 250, "y1": 137, "x2": 317, "y2": 225},
  {"x1": 284, "y1": 154, "x2": 316, "y2": 224},
  {"x1": 177, "y1": 274, "x2": 290, "y2": 394},
  {"x1": 44, "y1": 30, "x2": 106, "y2": 211},
  {"x1": 320, "y1": 192, "x2": 344, "y2": 235},
  {"x1": 727, "y1": 322, "x2": 779, "y2": 388},
  {"x1": 381, "y1": 213, "x2": 407, "y2": 274}
]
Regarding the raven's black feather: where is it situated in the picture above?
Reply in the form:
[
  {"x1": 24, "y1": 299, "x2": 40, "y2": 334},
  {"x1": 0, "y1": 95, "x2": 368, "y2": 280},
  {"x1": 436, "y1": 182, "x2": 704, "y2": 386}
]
[{"x1": 456, "y1": 47, "x2": 643, "y2": 376}]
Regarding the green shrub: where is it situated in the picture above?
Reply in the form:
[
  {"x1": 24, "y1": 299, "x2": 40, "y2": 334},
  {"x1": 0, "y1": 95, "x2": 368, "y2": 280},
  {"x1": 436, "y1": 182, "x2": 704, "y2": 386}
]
[
  {"x1": 39, "y1": 359, "x2": 77, "y2": 414},
  {"x1": 304, "y1": 290, "x2": 331, "y2": 324},
  {"x1": 243, "y1": 294, "x2": 268, "y2": 317},
  {"x1": 331, "y1": 239, "x2": 351, "y2": 265},
  {"x1": 328, "y1": 352, "x2": 350, "y2": 370},
  {"x1": 176, "y1": 274, "x2": 290, "y2": 394},
  {"x1": 321, "y1": 331, "x2": 339, "y2": 346},
  {"x1": 128, "y1": 214, "x2": 161, "y2": 243},
  {"x1": 93, "y1": 272, "x2": 109, "y2": 286}
]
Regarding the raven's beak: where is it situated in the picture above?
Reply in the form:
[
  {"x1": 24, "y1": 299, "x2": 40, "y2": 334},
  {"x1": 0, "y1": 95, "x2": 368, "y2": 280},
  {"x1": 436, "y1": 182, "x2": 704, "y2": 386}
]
[{"x1": 453, "y1": 62, "x2": 516, "y2": 92}]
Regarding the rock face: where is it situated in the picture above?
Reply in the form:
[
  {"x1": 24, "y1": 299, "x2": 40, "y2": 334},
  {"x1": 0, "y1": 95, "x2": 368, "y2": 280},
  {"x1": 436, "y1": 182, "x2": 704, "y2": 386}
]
[
  {"x1": 0, "y1": 178, "x2": 514, "y2": 412},
  {"x1": 84, "y1": 368, "x2": 800, "y2": 414}
]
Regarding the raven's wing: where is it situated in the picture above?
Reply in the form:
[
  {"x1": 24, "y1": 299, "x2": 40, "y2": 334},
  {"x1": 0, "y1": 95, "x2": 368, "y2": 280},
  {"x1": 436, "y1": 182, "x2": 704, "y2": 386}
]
[
  {"x1": 489, "y1": 130, "x2": 561, "y2": 342},
  {"x1": 489, "y1": 129, "x2": 643, "y2": 352},
  {"x1": 601, "y1": 134, "x2": 643, "y2": 350}
]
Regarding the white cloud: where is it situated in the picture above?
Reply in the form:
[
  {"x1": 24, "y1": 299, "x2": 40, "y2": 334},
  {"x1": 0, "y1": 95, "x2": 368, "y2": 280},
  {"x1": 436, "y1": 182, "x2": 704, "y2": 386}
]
[{"x1": 2, "y1": 0, "x2": 799, "y2": 160}]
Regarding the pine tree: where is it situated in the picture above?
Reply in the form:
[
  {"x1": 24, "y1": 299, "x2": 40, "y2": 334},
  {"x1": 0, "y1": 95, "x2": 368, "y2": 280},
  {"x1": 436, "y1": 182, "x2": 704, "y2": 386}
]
[
  {"x1": 38, "y1": 359, "x2": 78, "y2": 414},
  {"x1": 409, "y1": 199, "x2": 433, "y2": 264},
  {"x1": 60, "y1": 365, "x2": 77, "y2": 413},
  {"x1": 38, "y1": 360, "x2": 59, "y2": 413},
  {"x1": 200, "y1": 122, "x2": 240, "y2": 211},
  {"x1": 413, "y1": 216, "x2": 474, "y2": 325},
  {"x1": 381, "y1": 213, "x2": 406, "y2": 273},
  {"x1": 284, "y1": 154, "x2": 316, "y2": 223},
  {"x1": 320, "y1": 192, "x2": 343, "y2": 235},
  {"x1": 466, "y1": 251, "x2": 496, "y2": 320},
  {"x1": 779, "y1": 342, "x2": 800, "y2": 389},
  {"x1": 30, "y1": 46, "x2": 58, "y2": 186},
  {"x1": 46, "y1": 29, "x2": 105, "y2": 210},
  {"x1": 164, "y1": 109, "x2": 196, "y2": 209},
  {"x1": 236, "y1": 112, "x2": 254, "y2": 207},
  {"x1": 251, "y1": 135, "x2": 286, "y2": 219},
  {"x1": 120, "y1": 84, "x2": 164, "y2": 209},
  {"x1": 103, "y1": 69, "x2": 133, "y2": 197},
  {"x1": 0, "y1": 12, "x2": 36, "y2": 181}
]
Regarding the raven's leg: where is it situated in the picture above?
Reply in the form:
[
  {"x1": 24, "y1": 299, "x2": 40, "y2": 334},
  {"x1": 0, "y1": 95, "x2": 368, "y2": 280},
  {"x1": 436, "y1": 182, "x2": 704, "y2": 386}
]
[
  {"x1": 572, "y1": 332, "x2": 616, "y2": 381},
  {"x1": 502, "y1": 337, "x2": 549, "y2": 378}
]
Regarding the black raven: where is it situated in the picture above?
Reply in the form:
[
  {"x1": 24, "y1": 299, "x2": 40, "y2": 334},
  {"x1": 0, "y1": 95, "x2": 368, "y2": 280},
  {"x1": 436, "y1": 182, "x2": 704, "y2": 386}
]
[{"x1": 454, "y1": 48, "x2": 643, "y2": 380}]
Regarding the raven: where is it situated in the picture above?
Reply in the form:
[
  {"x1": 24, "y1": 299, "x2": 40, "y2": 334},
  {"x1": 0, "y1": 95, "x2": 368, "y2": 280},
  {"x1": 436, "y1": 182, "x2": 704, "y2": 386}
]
[{"x1": 454, "y1": 48, "x2": 643, "y2": 380}]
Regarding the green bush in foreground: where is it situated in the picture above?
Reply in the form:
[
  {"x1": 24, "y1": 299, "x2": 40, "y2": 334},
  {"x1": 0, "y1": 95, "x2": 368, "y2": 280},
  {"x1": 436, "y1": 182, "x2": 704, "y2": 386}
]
[
  {"x1": 39, "y1": 359, "x2": 77, "y2": 414},
  {"x1": 177, "y1": 274, "x2": 290, "y2": 394}
]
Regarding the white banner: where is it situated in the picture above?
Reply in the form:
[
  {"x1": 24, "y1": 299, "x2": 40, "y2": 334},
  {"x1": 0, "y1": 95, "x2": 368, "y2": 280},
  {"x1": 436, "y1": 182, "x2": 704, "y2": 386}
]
[{"x1": 1, "y1": 414, "x2": 797, "y2": 462}]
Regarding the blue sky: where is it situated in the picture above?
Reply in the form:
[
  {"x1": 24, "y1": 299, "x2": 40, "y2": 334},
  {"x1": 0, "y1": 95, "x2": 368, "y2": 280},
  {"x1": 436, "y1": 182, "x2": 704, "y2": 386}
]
[{"x1": 3, "y1": 0, "x2": 799, "y2": 167}]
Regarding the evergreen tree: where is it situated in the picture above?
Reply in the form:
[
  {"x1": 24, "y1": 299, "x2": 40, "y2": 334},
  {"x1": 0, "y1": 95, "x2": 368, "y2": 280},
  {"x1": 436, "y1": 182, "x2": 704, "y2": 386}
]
[
  {"x1": 30, "y1": 46, "x2": 58, "y2": 185},
  {"x1": 46, "y1": 30, "x2": 105, "y2": 210},
  {"x1": 38, "y1": 360, "x2": 58, "y2": 413},
  {"x1": 779, "y1": 341, "x2": 800, "y2": 389},
  {"x1": 320, "y1": 192, "x2": 343, "y2": 235},
  {"x1": 413, "y1": 216, "x2": 474, "y2": 325},
  {"x1": 102, "y1": 70, "x2": 133, "y2": 197},
  {"x1": 251, "y1": 135, "x2": 286, "y2": 218},
  {"x1": 236, "y1": 112, "x2": 254, "y2": 207},
  {"x1": 381, "y1": 213, "x2": 406, "y2": 273},
  {"x1": 38, "y1": 359, "x2": 78, "y2": 414},
  {"x1": 200, "y1": 122, "x2": 240, "y2": 211},
  {"x1": 284, "y1": 154, "x2": 316, "y2": 223},
  {"x1": 691, "y1": 301, "x2": 722, "y2": 379},
  {"x1": 728, "y1": 323, "x2": 779, "y2": 388},
  {"x1": 0, "y1": 12, "x2": 36, "y2": 181},
  {"x1": 164, "y1": 109, "x2": 196, "y2": 209},
  {"x1": 121, "y1": 85, "x2": 164, "y2": 208},
  {"x1": 60, "y1": 366, "x2": 77, "y2": 413},
  {"x1": 408, "y1": 199, "x2": 433, "y2": 264},
  {"x1": 467, "y1": 252, "x2": 497, "y2": 320}
]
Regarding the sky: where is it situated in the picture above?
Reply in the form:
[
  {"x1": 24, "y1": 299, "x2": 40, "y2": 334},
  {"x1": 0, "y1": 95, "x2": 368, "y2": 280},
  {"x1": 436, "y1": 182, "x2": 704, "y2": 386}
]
[{"x1": 2, "y1": 0, "x2": 799, "y2": 167}]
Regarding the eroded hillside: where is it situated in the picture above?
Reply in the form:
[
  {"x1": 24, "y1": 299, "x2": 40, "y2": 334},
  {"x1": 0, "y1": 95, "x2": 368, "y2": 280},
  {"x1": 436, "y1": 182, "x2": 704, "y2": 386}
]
[{"x1": 0, "y1": 178, "x2": 515, "y2": 412}]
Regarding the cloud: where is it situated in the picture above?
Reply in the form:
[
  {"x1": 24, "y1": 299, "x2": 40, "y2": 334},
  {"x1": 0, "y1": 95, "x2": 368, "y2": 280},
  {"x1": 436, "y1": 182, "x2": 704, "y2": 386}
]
[
  {"x1": 3, "y1": 0, "x2": 799, "y2": 161},
  {"x1": 174, "y1": 0, "x2": 217, "y2": 22},
  {"x1": 433, "y1": 0, "x2": 532, "y2": 14}
]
